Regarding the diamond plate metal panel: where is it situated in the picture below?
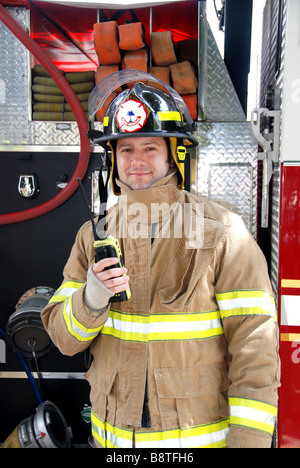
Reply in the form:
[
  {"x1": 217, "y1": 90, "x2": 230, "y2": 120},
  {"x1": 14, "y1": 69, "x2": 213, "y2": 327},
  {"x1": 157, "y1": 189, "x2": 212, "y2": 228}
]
[
  {"x1": 195, "y1": 122, "x2": 258, "y2": 237},
  {"x1": 0, "y1": 7, "x2": 31, "y2": 145},
  {"x1": 205, "y1": 23, "x2": 245, "y2": 122},
  {"x1": 31, "y1": 121, "x2": 80, "y2": 146},
  {"x1": 207, "y1": 163, "x2": 254, "y2": 228}
]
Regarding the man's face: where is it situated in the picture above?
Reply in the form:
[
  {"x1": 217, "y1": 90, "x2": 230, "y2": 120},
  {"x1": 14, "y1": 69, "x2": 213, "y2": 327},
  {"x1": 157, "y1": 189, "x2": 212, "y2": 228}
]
[{"x1": 116, "y1": 136, "x2": 173, "y2": 190}]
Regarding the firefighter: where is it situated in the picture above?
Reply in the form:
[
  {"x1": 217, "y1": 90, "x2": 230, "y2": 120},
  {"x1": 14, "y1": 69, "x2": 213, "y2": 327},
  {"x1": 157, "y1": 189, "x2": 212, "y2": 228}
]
[{"x1": 41, "y1": 72, "x2": 280, "y2": 448}]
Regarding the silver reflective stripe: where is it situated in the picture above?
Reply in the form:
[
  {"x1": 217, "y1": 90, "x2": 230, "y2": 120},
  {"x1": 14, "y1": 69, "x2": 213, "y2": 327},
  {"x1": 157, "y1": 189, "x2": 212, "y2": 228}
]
[
  {"x1": 229, "y1": 397, "x2": 277, "y2": 435},
  {"x1": 48, "y1": 281, "x2": 84, "y2": 304},
  {"x1": 102, "y1": 310, "x2": 223, "y2": 342},
  {"x1": 216, "y1": 290, "x2": 277, "y2": 321},
  {"x1": 63, "y1": 297, "x2": 103, "y2": 342},
  {"x1": 135, "y1": 426, "x2": 229, "y2": 449}
]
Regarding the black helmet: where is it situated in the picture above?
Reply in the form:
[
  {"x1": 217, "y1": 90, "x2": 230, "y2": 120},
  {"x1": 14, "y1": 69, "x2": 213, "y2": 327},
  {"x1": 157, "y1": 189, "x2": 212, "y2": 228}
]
[{"x1": 88, "y1": 70, "x2": 198, "y2": 194}]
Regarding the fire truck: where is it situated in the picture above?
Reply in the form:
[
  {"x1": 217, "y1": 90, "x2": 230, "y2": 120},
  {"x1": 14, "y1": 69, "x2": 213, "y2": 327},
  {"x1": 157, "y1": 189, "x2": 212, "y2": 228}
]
[{"x1": 0, "y1": 0, "x2": 298, "y2": 448}]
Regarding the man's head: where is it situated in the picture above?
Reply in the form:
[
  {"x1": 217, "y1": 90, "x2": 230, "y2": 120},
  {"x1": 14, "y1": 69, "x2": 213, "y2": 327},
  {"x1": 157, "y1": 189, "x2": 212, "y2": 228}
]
[{"x1": 88, "y1": 71, "x2": 199, "y2": 194}]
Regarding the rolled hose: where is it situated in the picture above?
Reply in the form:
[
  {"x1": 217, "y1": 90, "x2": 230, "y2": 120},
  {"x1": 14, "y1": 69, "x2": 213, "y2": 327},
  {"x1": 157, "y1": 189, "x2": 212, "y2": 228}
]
[{"x1": 0, "y1": 5, "x2": 91, "y2": 225}]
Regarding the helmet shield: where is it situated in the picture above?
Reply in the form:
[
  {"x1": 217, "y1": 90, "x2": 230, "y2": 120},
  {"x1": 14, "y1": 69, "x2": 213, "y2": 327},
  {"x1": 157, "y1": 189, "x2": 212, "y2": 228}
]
[{"x1": 88, "y1": 69, "x2": 198, "y2": 146}]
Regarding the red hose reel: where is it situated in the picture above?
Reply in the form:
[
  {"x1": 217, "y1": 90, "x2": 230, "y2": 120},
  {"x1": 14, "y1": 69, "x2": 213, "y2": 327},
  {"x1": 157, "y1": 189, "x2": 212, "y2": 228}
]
[{"x1": 0, "y1": 4, "x2": 91, "y2": 225}]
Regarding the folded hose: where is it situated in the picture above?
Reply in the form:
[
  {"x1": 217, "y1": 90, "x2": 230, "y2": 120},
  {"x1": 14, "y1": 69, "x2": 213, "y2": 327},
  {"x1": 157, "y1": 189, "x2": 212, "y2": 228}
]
[
  {"x1": 94, "y1": 21, "x2": 121, "y2": 65},
  {"x1": 118, "y1": 22, "x2": 145, "y2": 51}
]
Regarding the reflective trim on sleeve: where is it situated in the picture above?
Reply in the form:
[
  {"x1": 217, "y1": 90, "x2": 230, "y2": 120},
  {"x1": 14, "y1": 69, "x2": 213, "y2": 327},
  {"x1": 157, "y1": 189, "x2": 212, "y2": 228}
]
[
  {"x1": 216, "y1": 290, "x2": 277, "y2": 322},
  {"x1": 63, "y1": 295, "x2": 103, "y2": 342},
  {"x1": 229, "y1": 397, "x2": 277, "y2": 436},
  {"x1": 48, "y1": 281, "x2": 84, "y2": 304}
]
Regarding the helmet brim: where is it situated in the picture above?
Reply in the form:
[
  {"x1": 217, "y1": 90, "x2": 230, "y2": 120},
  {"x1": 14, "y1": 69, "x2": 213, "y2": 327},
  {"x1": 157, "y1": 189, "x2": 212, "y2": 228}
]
[{"x1": 92, "y1": 130, "x2": 199, "y2": 148}]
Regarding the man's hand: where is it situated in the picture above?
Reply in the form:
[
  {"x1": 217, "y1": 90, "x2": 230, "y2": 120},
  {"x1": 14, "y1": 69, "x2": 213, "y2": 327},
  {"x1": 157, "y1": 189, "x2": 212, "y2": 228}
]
[{"x1": 92, "y1": 257, "x2": 130, "y2": 296}]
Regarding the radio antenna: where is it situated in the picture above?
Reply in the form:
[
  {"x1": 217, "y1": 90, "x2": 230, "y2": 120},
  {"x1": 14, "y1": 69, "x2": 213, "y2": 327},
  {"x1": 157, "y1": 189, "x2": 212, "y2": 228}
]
[{"x1": 77, "y1": 177, "x2": 98, "y2": 241}]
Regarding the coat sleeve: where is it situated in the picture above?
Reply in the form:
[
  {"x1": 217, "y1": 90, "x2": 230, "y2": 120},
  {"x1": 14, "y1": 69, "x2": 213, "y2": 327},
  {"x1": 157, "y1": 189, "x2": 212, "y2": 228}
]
[
  {"x1": 214, "y1": 213, "x2": 280, "y2": 448},
  {"x1": 41, "y1": 221, "x2": 110, "y2": 356}
]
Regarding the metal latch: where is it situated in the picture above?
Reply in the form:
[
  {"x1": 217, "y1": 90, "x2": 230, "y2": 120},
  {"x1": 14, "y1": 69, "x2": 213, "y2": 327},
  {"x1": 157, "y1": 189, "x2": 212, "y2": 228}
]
[{"x1": 251, "y1": 107, "x2": 281, "y2": 228}]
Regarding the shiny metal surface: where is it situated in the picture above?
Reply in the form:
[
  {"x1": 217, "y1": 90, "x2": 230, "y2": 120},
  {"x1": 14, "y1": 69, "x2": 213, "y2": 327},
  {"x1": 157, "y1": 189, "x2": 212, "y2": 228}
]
[{"x1": 195, "y1": 122, "x2": 258, "y2": 237}]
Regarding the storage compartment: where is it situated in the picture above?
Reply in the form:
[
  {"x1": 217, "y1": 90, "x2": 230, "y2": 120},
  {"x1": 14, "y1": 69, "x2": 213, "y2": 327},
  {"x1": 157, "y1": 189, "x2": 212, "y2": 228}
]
[{"x1": 29, "y1": 1, "x2": 199, "y2": 122}]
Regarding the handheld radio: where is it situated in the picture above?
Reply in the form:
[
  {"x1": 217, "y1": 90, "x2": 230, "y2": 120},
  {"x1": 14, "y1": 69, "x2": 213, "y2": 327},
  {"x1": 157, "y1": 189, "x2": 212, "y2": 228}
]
[{"x1": 77, "y1": 176, "x2": 131, "y2": 303}]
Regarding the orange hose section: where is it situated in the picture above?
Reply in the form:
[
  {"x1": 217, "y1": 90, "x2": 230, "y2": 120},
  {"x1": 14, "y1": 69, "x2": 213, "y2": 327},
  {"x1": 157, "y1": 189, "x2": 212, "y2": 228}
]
[{"x1": 0, "y1": 4, "x2": 91, "y2": 225}]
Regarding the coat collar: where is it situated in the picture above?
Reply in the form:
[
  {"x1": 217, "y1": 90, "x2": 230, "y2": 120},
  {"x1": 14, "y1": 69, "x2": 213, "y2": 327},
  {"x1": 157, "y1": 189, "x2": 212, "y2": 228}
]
[{"x1": 115, "y1": 171, "x2": 183, "y2": 223}]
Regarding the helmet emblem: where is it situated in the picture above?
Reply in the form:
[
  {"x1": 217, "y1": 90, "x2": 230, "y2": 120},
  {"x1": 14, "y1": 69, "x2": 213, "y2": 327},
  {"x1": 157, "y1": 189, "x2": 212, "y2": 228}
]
[{"x1": 116, "y1": 99, "x2": 147, "y2": 132}]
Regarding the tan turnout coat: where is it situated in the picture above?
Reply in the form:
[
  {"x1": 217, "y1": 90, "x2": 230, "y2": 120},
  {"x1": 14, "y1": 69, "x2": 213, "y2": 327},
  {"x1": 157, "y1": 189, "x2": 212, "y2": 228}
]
[{"x1": 42, "y1": 173, "x2": 280, "y2": 448}]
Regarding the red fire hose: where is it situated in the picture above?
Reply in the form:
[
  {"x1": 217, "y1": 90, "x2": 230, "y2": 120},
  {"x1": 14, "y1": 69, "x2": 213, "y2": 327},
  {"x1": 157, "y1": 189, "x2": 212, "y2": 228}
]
[{"x1": 0, "y1": 4, "x2": 91, "y2": 225}]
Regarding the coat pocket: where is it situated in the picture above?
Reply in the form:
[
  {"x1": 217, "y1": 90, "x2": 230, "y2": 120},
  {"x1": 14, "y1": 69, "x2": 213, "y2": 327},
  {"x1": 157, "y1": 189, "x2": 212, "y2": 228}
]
[
  {"x1": 157, "y1": 240, "x2": 216, "y2": 310},
  {"x1": 85, "y1": 362, "x2": 118, "y2": 422},
  {"x1": 157, "y1": 218, "x2": 226, "y2": 310},
  {"x1": 154, "y1": 364, "x2": 229, "y2": 430}
]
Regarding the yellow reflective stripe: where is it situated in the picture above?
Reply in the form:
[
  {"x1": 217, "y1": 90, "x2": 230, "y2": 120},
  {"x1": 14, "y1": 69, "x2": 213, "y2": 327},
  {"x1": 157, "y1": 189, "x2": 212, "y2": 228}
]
[
  {"x1": 91, "y1": 412, "x2": 229, "y2": 448},
  {"x1": 103, "y1": 116, "x2": 109, "y2": 127},
  {"x1": 150, "y1": 311, "x2": 223, "y2": 341},
  {"x1": 216, "y1": 290, "x2": 277, "y2": 322},
  {"x1": 158, "y1": 111, "x2": 182, "y2": 122},
  {"x1": 91, "y1": 413, "x2": 133, "y2": 448},
  {"x1": 136, "y1": 419, "x2": 229, "y2": 448},
  {"x1": 102, "y1": 310, "x2": 148, "y2": 342},
  {"x1": 101, "y1": 310, "x2": 224, "y2": 342},
  {"x1": 229, "y1": 397, "x2": 277, "y2": 436},
  {"x1": 63, "y1": 296, "x2": 103, "y2": 342},
  {"x1": 48, "y1": 281, "x2": 84, "y2": 304}
]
